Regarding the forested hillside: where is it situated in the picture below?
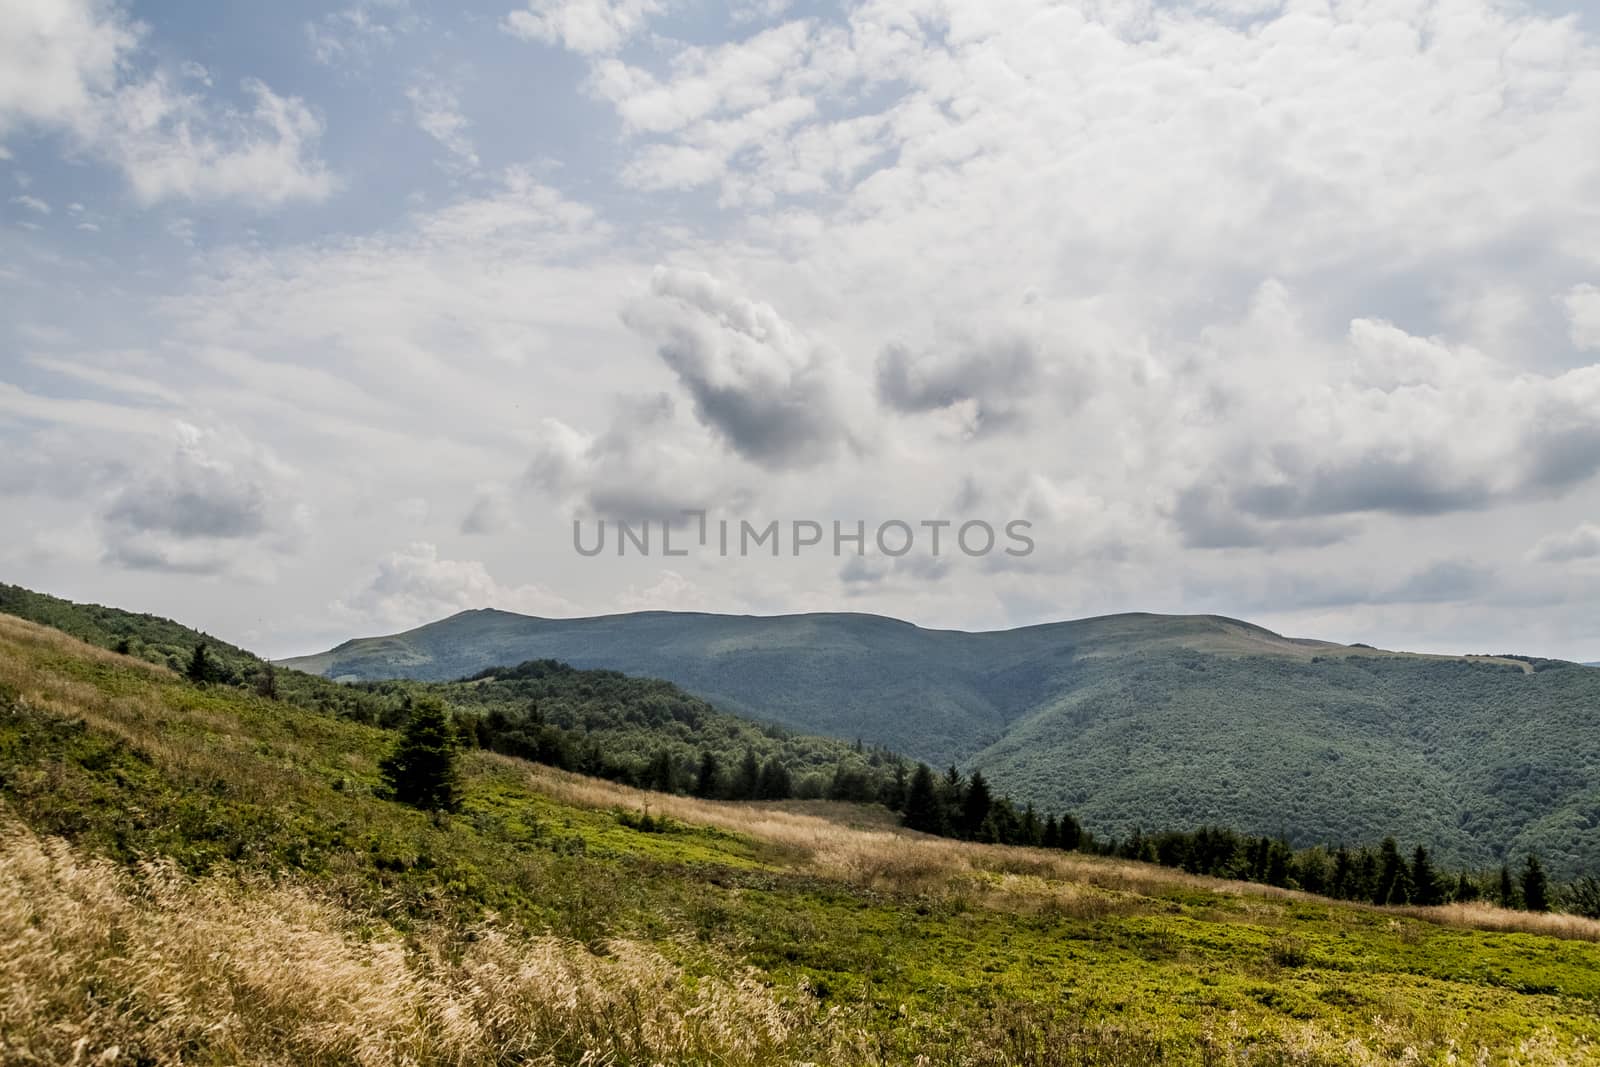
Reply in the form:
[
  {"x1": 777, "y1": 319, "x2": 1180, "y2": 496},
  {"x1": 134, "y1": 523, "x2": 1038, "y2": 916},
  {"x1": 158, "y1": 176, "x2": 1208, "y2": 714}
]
[{"x1": 285, "y1": 606, "x2": 1600, "y2": 876}]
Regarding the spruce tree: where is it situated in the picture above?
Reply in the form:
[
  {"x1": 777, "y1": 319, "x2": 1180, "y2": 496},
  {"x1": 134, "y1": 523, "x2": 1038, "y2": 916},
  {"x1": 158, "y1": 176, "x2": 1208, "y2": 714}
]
[
  {"x1": 256, "y1": 661, "x2": 279, "y2": 700},
  {"x1": 380, "y1": 697, "x2": 460, "y2": 811},
  {"x1": 1520, "y1": 855, "x2": 1550, "y2": 912},
  {"x1": 694, "y1": 750, "x2": 721, "y2": 798},
  {"x1": 902, "y1": 763, "x2": 943, "y2": 834},
  {"x1": 1374, "y1": 837, "x2": 1411, "y2": 905},
  {"x1": 186, "y1": 641, "x2": 211, "y2": 684},
  {"x1": 756, "y1": 757, "x2": 793, "y2": 800},
  {"x1": 1453, "y1": 871, "x2": 1480, "y2": 903},
  {"x1": 733, "y1": 749, "x2": 761, "y2": 800},
  {"x1": 1410, "y1": 845, "x2": 1441, "y2": 906},
  {"x1": 960, "y1": 771, "x2": 992, "y2": 839},
  {"x1": 1041, "y1": 814, "x2": 1060, "y2": 849},
  {"x1": 1497, "y1": 864, "x2": 1519, "y2": 909}
]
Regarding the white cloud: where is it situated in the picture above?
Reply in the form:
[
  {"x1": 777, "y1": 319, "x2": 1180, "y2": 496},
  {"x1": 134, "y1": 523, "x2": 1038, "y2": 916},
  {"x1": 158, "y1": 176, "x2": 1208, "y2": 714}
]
[
  {"x1": 334, "y1": 541, "x2": 576, "y2": 629},
  {"x1": 9, "y1": 194, "x2": 50, "y2": 213},
  {"x1": 1530, "y1": 522, "x2": 1600, "y2": 564},
  {"x1": 307, "y1": 0, "x2": 420, "y2": 67},
  {"x1": 502, "y1": 0, "x2": 664, "y2": 55},
  {"x1": 0, "y1": 0, "x2": 333, "y2": 207},
  {"x1": 1566, "y1": 285, "x2": 1600, "y2": 351},
  {"x1": 406, "y1": 80, "x2": 479, "y2": 172}
]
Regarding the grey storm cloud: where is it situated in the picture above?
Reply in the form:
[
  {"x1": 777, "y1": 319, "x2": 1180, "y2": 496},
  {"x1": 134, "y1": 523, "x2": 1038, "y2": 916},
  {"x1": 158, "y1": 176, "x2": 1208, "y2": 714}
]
[
  {"x1": 875, "y1": 335, "x2": 1039, "y2": 431},
  {"x1": 1231, "y1": 454, "x2": 1492, "y2": 521},
  {"x1": 93, "y1": 424, "x2": 301, "y2": 577},
  {"x1": 1173, "y1": 487, "x2": 1357, "y2": 550},
  {"x1": 103, "y1": 483, "x2": 270, "y2": 540},
  {"x1": 621, "y1": 267, "x2": 857, "y2": 469}
]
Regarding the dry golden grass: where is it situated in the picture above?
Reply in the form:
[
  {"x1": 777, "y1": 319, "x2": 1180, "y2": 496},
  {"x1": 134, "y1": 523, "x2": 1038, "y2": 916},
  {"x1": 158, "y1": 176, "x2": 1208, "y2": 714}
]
[
  {"x1": 0, "y1": 811, "x2": 867, "y2": 1067},
  {"x1": 1390, "y1": 901, "x2": 1600, "y2": 942},
  {"x1": 497, "y1": 756, "x2": 1600, "y2": 943}
]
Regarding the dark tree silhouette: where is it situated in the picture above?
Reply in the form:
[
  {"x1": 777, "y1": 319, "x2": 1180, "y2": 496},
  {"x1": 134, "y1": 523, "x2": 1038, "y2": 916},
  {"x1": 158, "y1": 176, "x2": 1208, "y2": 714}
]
[
  {"x1": 186, "y1": 641, "x2": 211, "y2": 684},
  {"x1": 1520, "y1": 854, "x2": 1550, "y2": 912},
  {"x1": 380, "y1": 697, "x2": 461, "y2": 811}
]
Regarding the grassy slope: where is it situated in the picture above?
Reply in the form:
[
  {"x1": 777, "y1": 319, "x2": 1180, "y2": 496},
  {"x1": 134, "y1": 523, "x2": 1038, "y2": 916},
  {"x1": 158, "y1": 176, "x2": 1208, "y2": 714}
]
[
  {"x1": 0, "y1": 583, "x2": 899, "y2": 799},
  {"x1": 282, "y1": 607, "x2": 1600, "y2": 875},
  {"x1": 4, "y1": 614, "x2": 1600, "y2": 1065}
]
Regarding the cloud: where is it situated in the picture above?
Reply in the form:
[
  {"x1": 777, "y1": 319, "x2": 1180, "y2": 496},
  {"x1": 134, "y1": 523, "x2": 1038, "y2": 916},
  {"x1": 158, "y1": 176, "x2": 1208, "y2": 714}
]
[
  {"x1": 522, "y1": 393, "x2": 747, "y2": 519},
  {"x1": 406, "y1": 80, "x2": 478, "y2": 172},
  {"x1": 502, "y1": 0, "x2": 663, "y2": 55},
  {"x1": 876, "y1": 334, "x2": 1039, "y2": 432},
  {"x1": 334, "y1": 541, "x2": 576, "y2": 629},
  {"x1": 0, "y1": 0, "x2": 332, "y2": 207},
  {"x1": 98, "y1": 422, "x2": 306, "y2": 576},
  {"x1": 1530, "y1": 522, "x2": 1600, "y2": 564},
  {"x1": 9, "y1": 194, "x2": 50, "y2": 214},
  {"x1": 460, "y1": 486, "x2": 515, "y2": 535},
  {"x1": 1170, "y1": 291, "x2": 1600, "y2": 542},
  {"x1": 307, "y1": 1, "x2": 421, "y2": 67},
  {"x1": 620, "y1": 266, "x2": 861, "y2": 468},
  {"x1": 1567, "y1": 285, "x2": 1600, "y2": 351}
]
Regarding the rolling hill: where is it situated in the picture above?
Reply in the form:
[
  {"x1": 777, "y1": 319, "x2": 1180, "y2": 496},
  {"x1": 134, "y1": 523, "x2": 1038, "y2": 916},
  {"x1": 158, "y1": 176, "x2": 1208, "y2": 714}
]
[
  {"x1": 286, "y1": 608, "x2": 1600, "y2": 876},
  {"x1": 4, "y1": 611, "x2": 1600, "y2": 1063}
]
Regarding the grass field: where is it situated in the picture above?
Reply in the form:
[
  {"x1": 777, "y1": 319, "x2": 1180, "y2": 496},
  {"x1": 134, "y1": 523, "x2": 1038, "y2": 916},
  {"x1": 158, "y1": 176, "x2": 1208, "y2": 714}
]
[{"x1": 3, "y1": 613, "x2": 1599, "y2": 1065}]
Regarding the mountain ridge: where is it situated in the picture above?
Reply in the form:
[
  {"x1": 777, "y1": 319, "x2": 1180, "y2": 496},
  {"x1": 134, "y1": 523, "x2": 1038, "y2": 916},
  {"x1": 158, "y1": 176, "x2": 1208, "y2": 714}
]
[{"x1": 281, "y1": 605, "x2": 1600, "y2": 875}]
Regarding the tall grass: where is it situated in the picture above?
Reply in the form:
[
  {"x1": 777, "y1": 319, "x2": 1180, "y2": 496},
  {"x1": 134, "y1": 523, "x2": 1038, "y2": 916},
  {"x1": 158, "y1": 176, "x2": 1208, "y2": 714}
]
[{"x1": 0, "y1": 812, "x2": 864, "y2": 1066}]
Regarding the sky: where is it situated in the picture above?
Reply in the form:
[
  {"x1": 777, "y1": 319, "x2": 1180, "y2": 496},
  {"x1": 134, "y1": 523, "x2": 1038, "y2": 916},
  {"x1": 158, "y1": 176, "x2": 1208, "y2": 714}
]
[{"x1": 2, "y1": 0, "x2": 1599, "y2": 660}]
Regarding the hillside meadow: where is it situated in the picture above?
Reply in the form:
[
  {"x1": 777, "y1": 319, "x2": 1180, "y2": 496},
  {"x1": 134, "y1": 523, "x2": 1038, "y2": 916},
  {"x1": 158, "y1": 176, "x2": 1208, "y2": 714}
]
[{"x1": 3, "y1": 613, "x2": 1600, "y2": 1065}]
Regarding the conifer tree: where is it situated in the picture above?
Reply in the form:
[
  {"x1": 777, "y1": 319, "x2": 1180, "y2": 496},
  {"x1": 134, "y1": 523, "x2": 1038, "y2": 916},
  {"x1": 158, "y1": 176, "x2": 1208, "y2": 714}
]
[
  {"x1": 694, "y1": 750, "x2": 721, "y2": 798},
  {"x1": 902, "y1": 763, "x2": 944, "y2": 834},
  {"x1": 1374, "y1": 837, "x2": 1411, "y2": 905},
  {"x1": 1410, "y1": 845, "x2": 1441, "y2": 906},
  {"x1": 256, "y1": 661, "x2": 279, "y2": 700},
  {"x1": 380, "y1": 697, "x2": 460, "y2": 811},
  {"x1": 186, "y1": 641, "x2": 211, "y2": 684},
  {"x1": 756, "y1": 757, "x2": 793, "y2": 800},
  {"x1": 960, "y1": 771, "x2": 992, "y2": 839},
  {"x1": 1497, "y1": 864, "x2": 1519, "y2": 909},
  {"x1": 733, "y1": 749, "x2": 761, "y2": 799},
  {"x1": 1520, "y1": 854, "x2": 1550, "y2": 912}
]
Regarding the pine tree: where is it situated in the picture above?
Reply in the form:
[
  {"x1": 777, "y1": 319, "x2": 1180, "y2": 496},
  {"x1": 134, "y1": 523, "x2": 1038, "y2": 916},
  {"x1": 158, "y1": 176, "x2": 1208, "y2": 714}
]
[
  {"x1": 694, "y1": 750, "x2": 721, "y2": 798},
  {"x1": 1042, "y1": 813, "x2": 1060, "y2": 849},
  {"x1": 733, "y1": 749, "x2": 761, "y2": 800},
  {"x1": 1453, "y1": 871, "x2": 1480, "y2": 903},
  {"x1": 1374, "y1": 837, "x2": 1411, "y2": 905},
  {"x1": 902, "y1": 763, "x2": 943, "y2": 834},
  {"x1": 1020, "y1": 803, "x2": 1041, "y2": 847},
  {"x1": 960, "y1": 771, "x2": 992, "y2": 839},
  {"x1": 756, "y1": 757, "x2": 793, "y2": 800},
  {"x1": 1497, "y1": 864, "x2": 1519, "y2": 909},
  {"x1": 646, "y1": 749, "x2": 676, "y2": 793},
  {"x1": 380, "y1": 697, "x2": 460, "y2": 811},
  {"x1": 186, "y1": 641, "x2": 211, "y2": 684},
  {"x1": 256, "y1": 661, "x2": 279, "y2": 700},
  {"x1": 1410, "y1": 845, "x2": 1441, "y2": 906},
  {"x1": 1057, "y1": 812, "x2": 1083, "y2": 851},
  {"x1": 1520, "y1": 855, "x2": 1550, "y2": 912}
]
